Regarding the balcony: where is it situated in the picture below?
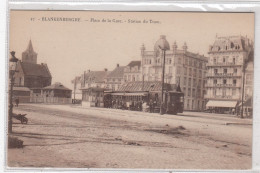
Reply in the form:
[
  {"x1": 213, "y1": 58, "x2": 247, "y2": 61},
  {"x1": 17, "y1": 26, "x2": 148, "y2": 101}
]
[
  {"x1": 205, "y1": 83, "x2": 239, "y2": 88},
  {"x1": 206, "y1": 62, "x2": 242, "y2": 67},
  {"x1": 206, "y1": 73, "x2": 241, "y2": 78},
  {"x1": 204, "y1": 95, "x2": 240, "y2": 100}
]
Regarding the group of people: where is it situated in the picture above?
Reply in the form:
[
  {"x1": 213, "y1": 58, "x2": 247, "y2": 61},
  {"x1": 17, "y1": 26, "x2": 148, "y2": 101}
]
[{"x1": 104, "y1": 96, "x2": 160, "y2": 113}]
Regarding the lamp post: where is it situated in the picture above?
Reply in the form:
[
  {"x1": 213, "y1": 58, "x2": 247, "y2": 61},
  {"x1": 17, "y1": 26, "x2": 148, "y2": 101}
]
[
  {"x1": 154, "y1": 35, "x2": 170, "y2": 115},
  {"x1": 9, "y1": 51, "x2": 18, "y2": 133}
]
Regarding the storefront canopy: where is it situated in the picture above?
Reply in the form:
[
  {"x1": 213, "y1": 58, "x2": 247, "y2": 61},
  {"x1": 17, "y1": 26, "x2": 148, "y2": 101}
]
[
  {"x1": 206, "y1": 100, "x2": 237, "y2": 108},
  {"x1": 111, "y1": 92, "x2": 148, "y2": 96}
]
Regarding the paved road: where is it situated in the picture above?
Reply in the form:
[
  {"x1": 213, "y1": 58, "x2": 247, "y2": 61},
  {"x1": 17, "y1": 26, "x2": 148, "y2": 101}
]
[{"x1": 8, "y1": 104, "x2": 252, "y2": 169}]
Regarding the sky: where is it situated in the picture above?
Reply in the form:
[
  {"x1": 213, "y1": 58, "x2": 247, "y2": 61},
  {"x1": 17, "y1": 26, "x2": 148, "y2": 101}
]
[{"x1": 9, "y1": 11, "x2": 254, "y2": 89}]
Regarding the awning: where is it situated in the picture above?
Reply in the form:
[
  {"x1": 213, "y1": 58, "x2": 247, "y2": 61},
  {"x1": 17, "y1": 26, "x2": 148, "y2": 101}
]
[
  {"x1": 206, "y1": 100, "x2": 237, "y2": 108},
  {"x1": 13, "y1": 87, "x2": 31, "y2": 92},
  {"x1": 111, "y1": 92, "x2": 148, "y2": 96}
]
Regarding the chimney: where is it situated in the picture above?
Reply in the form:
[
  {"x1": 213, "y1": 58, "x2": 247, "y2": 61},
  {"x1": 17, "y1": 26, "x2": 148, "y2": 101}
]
[
  {"x1": 88, "y1": 69, "x2": 90, "y2": 72},
  {"x1": 117, "y1": 64, "x2": 119, "y2": 68},
  {"x1": 104, "y1": 68, "x2": 108, "y2": 71}
]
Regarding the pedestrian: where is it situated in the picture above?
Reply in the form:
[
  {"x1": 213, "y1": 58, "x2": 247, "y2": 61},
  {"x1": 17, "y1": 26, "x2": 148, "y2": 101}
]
[
  {"x1": 232, "y1": 108, "x2": 235, "y2": 115},
  {"x1": 149, "y1": 99, "x2": 153, "y2": 113},
  {"x1": 15, "y1": 97, "x2": 19, "y2": 107}
]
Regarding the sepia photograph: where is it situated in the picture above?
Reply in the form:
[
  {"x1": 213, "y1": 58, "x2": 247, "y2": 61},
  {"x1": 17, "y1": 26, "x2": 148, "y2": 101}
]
[{"x1": 7, "y1": 11, "x2": 254, "y2": 169}]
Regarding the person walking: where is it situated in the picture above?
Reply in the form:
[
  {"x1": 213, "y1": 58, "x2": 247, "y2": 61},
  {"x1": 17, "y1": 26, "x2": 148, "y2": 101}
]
[{"x1": 15, "y1": 97, "x2": 19, "y2": 107}]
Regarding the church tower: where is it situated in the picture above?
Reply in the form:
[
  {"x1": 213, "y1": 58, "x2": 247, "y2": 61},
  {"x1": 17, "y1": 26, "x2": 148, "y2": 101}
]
[{"x1": 22, "y1": 40, "x2": 37, "y2": 64}]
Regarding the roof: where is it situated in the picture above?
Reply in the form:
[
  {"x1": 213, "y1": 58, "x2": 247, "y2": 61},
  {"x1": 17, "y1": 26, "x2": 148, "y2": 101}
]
[
  {"x1": 23, "y1": 40, "x2": 37, "y2": 55},
  {"x1": 83, "y1": 71, "x2": 110, "y2": 83},
  {"x1": 206, "y1": 100, "x2": 237, "y2": 108},
  {"x1": 209, "y1": 35, "x2": 254, "y2": 53},
  {"x1": 106, "y1": 66, "x2": 125, "y2": 78},
  {"x1": 80, "y1": 87, "x2": 108, "y2": 92},
  {"x1": 13, "y1": 87, "x2": 31, "y2": 92},
  {"x1": 20, "y1": 61, "x2": 52, "y2": 78},
  {"x1": 43, "y1": 82, "x2": 71, "y2": 91},
  {"x1": 117, "y1": 81, "x2": 177, "y2": 92},
  {"x1": 127, "y1": 61, "x2": 141, "y2": 68}
]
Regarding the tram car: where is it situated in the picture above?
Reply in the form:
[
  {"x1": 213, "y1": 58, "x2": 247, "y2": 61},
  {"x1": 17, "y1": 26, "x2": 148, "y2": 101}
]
[{"x1": 104, "y1": 81, "x2": 184, "y2": 115}]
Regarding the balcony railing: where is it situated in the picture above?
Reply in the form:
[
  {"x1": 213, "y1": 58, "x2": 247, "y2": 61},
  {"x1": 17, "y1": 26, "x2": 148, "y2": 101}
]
[
  {"x1": 206, "y1": 62, "x2": 242, "y2": 67},
  {"x1": 204, "y1": 95, "x2": 239, "y2": 99},
  {"x1": 205, "y1": 83, "x2": 239, "y2": 88},
  {"x1": 206, "y1": 73, "x2": 241, "y2": 77}
]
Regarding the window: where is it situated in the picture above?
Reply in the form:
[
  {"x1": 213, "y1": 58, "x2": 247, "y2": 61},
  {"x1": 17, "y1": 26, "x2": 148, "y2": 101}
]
[
  {"x1": 188, "y1": 88, "x2": 191, "y2": 96},
  {"x1": 183, "y1": 87, "x2": 186, "y2": 96},
  {"x1": 234, "y1": 68, "x2": 237, "y2": 73},
  {"x1": 194, "y1": 61, "x2": 197, "y2": 67},
  {"x1": 214, "y1": 79, "x2": 217, "y2": 84},
  {"x1": 184, "y1": 77, "x2": 187, "y2": 85},
  {"x1": 213, "y1": 58, "x2": 216, "y2": 63},
  {"x1": 189, "y1": 59, "x2": 192, "y2": 66},
  {"x1": 223, "y1": 58, "x2": 226, "y2": 63},
  {"x1": 169, "y1": 66, "x2": 172, "y2": 73},
  {"x1": 224, "y1": 69, "x2": 227, "y2": 74},
  {"x1": 169, "y1": 59, "x2": 172, "y2": 64},
  {"x1": 213, "y1": 89, "x2": 217, "y2": 96},
  {"x1": 214, "y1": 69, "x2": 218, "y2": 74},
  {"x1": 232, "y1": 89, "x2": 236, "y2": 95},
  {"x1": 193, "y1": 69, "x2": 197, "y2": 77},
  {"x1": 233, "y1": 58, "x2": 236, "y2": 64},
  {"x1": 222, "y1": 88, "x2": 226, "y2": 96},
  {"x1": 188, "y1": 78, "x2": 191, "y2": 86},
  {"x1": 184, "y1": 67, "x2": 187, "y2": 75},
  {"x1": 233, "y1": 79, "x2": 236, "y2": 85},
  {"x1": 192, "y1": 89, "x2": 195, "y2": 97},
  {"x1": 223, "y1": 79, "x2": 227, "y2": 84},
  {"x1": 189, "y1": 68, "x2": 192, "y2": 76},
  {"x1": 193, "y1": 79, "x2": 196, "y2": 87},
  {"x1": 178, "y1": 57, "x2": 181, "y2": 64}
]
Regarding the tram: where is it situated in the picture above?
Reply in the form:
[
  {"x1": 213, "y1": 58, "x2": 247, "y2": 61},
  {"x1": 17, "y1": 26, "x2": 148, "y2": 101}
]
[{"x1": 103, "y1": 81, "x2": 184, "y2": 115}]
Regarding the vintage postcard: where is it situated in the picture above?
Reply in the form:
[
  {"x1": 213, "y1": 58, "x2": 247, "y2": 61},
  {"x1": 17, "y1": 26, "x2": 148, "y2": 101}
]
[{"x1": 7, "y1": 11, "x2": 254, "y2": 169}]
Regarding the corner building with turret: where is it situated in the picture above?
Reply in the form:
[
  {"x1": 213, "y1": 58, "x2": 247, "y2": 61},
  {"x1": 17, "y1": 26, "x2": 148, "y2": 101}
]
[
  {"x1": 141, "y1": 35, "x2": 208, "y2": 111},
  {"x1": 205, "y1": 35, "x2": 254, "y2": 114}
]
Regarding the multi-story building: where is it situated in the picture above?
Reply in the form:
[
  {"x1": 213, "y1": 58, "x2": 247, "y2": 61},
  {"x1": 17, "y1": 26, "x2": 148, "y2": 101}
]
[
  {"x1": 81, "y1": 69, "x2": 110, "y2": 89},
  {"x1": 123, "y1": 61, "x2": 141, "y2": 82},
  {"x1": 205, "y1": 35, "x2": 254, "y2": 113},
  {"x1": 141, "y1": 35, "x2": 208, "y2": 111},
  {"x1": 105, "y1": 64, "x2": 125, "y2": 91}
]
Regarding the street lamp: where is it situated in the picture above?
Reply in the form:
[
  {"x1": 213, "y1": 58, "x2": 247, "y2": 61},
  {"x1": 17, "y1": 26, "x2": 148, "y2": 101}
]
[
  {"x1": 9, "y1": 51, "x2": 18, "y2": 133},
  {"x1": 154, "y1": 35, "x2": 170, "y2": 115}
]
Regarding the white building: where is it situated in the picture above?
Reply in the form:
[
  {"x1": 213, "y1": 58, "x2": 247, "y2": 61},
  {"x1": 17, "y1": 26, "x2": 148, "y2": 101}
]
[
  {"x1": 205, "y1": 35, "x2": 254, "y2": 113},
  {"x1": 141, "y1": 35, "x2": 208, "y2": 111}
]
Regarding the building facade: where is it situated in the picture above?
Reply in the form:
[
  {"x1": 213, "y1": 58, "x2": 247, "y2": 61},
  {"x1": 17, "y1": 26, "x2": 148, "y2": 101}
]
[
  {"x1": 205, "y1": 35, "x2": 254, "y2": 113},
  {"x1": 124, "y1": 61, "x2": 141, "y2": 82},
  {"x1": 81, "y1": 69, "x2": 110, "y2": 89},
  {"x1": 141, "y1": 35, "x2": 208, "y2": 111},
  {"x1": 105, "y1": 64, "x2": 125, "y2": 91}
]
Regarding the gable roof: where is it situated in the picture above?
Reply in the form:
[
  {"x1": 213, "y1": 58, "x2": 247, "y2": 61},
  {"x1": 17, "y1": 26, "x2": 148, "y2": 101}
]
[
  {"x1": 43, "y1": 82, "x2": 71, "y2": 91},
  {"x1": 106, "y1": 66, "x2": 125, "y2": 78},
  {"x1": 83, "y1": 71, "x2": 110, "y2": 83},
  {"x1": 127, "y1": 61, "x2": 141, "y2": 68},
  {"x1": 117, "y1": 81, "x2": 177, "y2": 92},
  {"x1": 20, "y1": 61, "x2": 52, "y2": 78}
]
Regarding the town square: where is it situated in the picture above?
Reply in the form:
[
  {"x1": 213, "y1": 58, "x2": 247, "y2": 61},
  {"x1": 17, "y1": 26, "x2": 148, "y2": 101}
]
[{"x1": 7, "y1": 11, "x2": 254, "y2": 169}]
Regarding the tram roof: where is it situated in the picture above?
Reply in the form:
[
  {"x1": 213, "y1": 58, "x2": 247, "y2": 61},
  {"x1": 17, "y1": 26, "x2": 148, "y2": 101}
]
[{"x1": 117, "y1": 81, "x2": 177, "y2": 92}]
